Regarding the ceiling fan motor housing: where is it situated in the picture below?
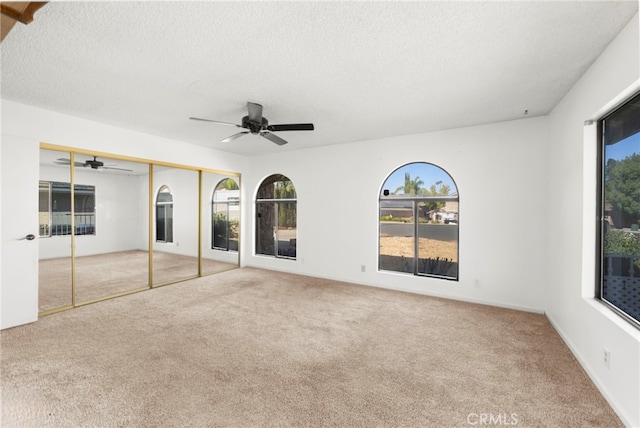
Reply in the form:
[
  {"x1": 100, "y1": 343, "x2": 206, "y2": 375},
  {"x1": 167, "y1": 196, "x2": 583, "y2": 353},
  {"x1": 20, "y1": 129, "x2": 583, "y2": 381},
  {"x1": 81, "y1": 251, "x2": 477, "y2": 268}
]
[
  {"x1": 87, "y1": 159, "x2": 104, "y2": 169},
  {"x1": 241, "y1": 115, "x2": 268, "y2": 134}
]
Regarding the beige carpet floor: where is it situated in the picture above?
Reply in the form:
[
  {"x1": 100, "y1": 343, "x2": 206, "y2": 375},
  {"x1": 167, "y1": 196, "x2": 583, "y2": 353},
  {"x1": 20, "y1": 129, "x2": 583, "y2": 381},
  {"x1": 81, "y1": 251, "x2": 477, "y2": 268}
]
[{"x1": 2, "y1": 268, "x2": 623, "y2": 427}]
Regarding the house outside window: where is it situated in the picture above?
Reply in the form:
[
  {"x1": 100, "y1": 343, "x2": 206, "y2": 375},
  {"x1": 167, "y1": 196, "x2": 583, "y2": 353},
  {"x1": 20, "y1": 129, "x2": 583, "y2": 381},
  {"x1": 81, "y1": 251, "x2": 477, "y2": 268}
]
[
  {"x1": 256, "y1": 174, "x2": 297, "y2": 259},
  {"x1": 156, "y1": 185, "x2": 173, "y2": 243},
  {"x1": 598, "y1": 91, "x2": 640, "y2": 327},
  {"x1": 379, "y1": 162, "x2": 459, "y2": 280}
]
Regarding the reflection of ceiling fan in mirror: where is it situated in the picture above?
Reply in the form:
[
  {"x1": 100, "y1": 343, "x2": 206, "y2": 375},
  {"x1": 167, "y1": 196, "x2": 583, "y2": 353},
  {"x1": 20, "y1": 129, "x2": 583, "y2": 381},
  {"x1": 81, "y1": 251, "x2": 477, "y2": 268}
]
[
  {"x1": 190, "y1": 102, "x2": 314, "y2": 146},
  {"x1": 54, "y1": 156, "x2": 133, "y2": 172}
]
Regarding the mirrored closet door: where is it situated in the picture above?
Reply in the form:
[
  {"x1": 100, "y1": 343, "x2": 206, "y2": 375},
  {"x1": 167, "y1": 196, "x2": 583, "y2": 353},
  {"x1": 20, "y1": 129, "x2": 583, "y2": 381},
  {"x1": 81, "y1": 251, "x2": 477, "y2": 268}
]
[
  {"x1": 39, "y1": 145, "x2": 241, "y2": 316},
  {"x1": 38, "y1": 149, "x2": 74, "y2": 313},
  {"x1": 73, "y1": 155, "x2": 150, "y2": 304},
  {"x1": 152, "y1": 165, "x2": 200, "y2": 286}
]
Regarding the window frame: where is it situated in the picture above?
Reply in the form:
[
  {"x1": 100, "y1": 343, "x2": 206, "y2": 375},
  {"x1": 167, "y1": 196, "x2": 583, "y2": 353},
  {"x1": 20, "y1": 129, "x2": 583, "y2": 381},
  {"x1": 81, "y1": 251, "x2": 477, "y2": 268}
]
[
  {"x1": 212, "y1": 178, "x2": 239, "y2": 252},
  {"x1": 255, "y1": 174, "x2": 297, "y2": 260},
  {"x1": 39, "y1": 180, "x2": 96, "y2": 237},
  {"x1": 378, "y1": 162, "x2": 459, "y2": 281},
  {"x1": 596, "y1": 89, "x2": 640, "y2": 329},
  {"x1": 155, "y1": 185, "x2": 173, "y2": 243}
]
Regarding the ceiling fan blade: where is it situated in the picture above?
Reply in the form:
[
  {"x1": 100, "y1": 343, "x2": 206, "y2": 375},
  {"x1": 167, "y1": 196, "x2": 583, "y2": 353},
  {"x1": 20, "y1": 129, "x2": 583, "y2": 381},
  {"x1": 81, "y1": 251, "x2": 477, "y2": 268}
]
[
  {"x1": 247, "y1": 102, "x2": 263, "y2": 123},
  {"x1": 260, "y1": 131, "x2": 288, "y2": 146},
  {"x1": 54, "y1": 158, "x2": 85, "y2": 167},
  {"x1": 189, "y1": 117, "x2": 242, "y2": 128},
  {"x1": 222, "y1": 131, "x2": 250, "y2": 143},
  {"x1": 102, "y1": 166, "x2": 133, "y2": 172},
  {"x1": 267, "y1": 123, "x2": 314, "y2": 132}
]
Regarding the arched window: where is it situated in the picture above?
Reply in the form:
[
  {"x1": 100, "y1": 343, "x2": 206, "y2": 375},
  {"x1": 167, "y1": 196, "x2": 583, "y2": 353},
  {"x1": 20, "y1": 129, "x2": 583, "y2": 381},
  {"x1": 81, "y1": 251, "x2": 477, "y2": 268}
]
[
  {"x1": 212, "y1": 178, "x2": 239, "y2": 251},
  {"x1": 256, "y1": 174, "x2": 297, "y2": 259},
  {"x1": 379, "y1": 162, "x2": 459, "y2": 280},
  {"x1": 156, "y1": 185, "x2": 173, "y2": 243}
]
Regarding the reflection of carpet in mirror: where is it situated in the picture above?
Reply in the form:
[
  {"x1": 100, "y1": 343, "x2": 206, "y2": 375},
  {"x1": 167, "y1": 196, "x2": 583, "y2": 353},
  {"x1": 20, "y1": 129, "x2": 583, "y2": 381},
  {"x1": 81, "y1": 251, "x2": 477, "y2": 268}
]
[{"x1": 39, "y1": 250, "x2": 237, "y2": 312}]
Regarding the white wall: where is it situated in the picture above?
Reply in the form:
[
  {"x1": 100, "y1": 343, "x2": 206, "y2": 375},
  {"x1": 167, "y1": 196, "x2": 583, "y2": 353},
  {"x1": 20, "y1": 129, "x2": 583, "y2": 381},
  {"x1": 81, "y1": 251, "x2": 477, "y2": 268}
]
[
  {"x1": 2, "y1": 100, "x2": 247, "y2": 175},
  {"x1": 546, "y1": 14, "x2": 640, "y2": 427},
  {"x1": 243, "y1": 115, "x2": 550, "y2": 313}
]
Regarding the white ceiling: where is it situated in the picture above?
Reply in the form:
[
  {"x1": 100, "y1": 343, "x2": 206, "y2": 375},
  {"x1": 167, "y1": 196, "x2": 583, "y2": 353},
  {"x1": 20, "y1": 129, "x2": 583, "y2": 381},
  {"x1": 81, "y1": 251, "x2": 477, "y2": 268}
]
[{"x1": 2, "y1": 1, "x2": 638, "y2": 157}]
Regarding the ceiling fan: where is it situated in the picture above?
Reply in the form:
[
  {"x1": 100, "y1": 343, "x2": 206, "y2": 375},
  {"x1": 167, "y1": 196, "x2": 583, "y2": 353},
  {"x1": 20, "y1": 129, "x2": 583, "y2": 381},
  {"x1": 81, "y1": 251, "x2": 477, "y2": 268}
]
[
  {"x1": 190, "y1": 102, "x2": 314, "y2": 146},
  {"x1": 54, "y1": 156, "x2": 133, "y2": 172}
]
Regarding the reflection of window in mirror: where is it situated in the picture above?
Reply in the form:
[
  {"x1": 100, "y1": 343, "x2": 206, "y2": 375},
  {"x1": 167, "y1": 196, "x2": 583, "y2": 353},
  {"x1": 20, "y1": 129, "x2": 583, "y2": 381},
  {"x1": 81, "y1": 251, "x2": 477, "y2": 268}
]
[
  {"x1": 156, "y1": 185, "x2": 173, "y2": 243},
  {"x1": 39, "y1": 181, "x2": 96, "y2": 237},
  {"x1": 212, "y1": 178, "x2": 239, "y2": 251}
]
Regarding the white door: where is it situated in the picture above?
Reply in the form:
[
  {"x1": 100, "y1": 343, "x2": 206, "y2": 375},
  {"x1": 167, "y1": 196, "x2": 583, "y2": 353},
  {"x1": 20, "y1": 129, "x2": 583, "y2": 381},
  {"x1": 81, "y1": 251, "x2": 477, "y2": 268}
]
[{"x1": 1, "y1": 135, "x2": 39, "y2": 329}]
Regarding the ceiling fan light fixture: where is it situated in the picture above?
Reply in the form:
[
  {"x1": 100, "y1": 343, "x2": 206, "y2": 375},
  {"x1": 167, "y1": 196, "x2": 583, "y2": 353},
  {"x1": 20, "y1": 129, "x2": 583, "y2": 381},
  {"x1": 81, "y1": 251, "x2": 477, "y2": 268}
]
[{"x1": 190, "y1": 101, "x2": 314, "y2": 146}]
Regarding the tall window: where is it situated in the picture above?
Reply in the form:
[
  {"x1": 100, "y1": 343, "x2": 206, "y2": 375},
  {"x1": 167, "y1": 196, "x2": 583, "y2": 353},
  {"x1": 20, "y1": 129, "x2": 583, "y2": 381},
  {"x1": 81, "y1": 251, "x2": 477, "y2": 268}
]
[
  {"x1": 39, "y1": 181, "x2": 96, "y2": 237},
  {"x1": 598, "y1": 91, "x2": 640, "y2": 327},
  {"x1": 156, "y1": 185, "x2": 173, "y2": 243},
  {"x1": 256, "y1": 174, "x2": 297, "y2": 259},
  {"x1": 212, "y1": 178, "x2": 239, "y2": 251},
  {"x1": 379, "y1": 162, "x2": 459, "y2": 280}
]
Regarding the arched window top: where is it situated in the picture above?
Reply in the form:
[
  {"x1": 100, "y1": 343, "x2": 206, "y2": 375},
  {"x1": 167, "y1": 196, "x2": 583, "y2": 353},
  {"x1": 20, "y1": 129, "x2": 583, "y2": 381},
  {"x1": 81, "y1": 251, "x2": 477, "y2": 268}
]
[
  {"x1": 380, "y1": 162, "x2": 457, "y2": 198},
  {"x1": 157, "y1": 185, "x2": 173, "y2": 203},
  {"x1": 213, "y1": 178, "x2": 239, "y2": 202},
  {"x1": 256, "y1": 174, "x2": 296, "y2": 200}
]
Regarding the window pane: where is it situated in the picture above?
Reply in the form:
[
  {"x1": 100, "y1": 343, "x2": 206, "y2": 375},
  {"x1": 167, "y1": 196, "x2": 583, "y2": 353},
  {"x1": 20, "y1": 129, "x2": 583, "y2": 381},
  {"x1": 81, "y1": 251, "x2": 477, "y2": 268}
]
[
  {"x1": 212, "y1": 203, "x2": 229, "y2": 250},
  {"x1": 256, "y1": 202, "x2": 275, "y2": 256},
  {"x1": 379, "y1": 199, "x2": 415, "y2": 273},
  {"x1": 229, "y1": 199, "x2": 239, "y2": 252},
  {"x1": 51, "y1": 182, "x2": 72, "y2": 236},
  {"x1": 156, "y1": 205, "x2": 166, "y2": 242},
  {"x1": 74, "y1": 184, "x2": 95, "y2": 235},
  {"x1": 416, "y1": 201, "x2": 458, "y2": 277},
  {"x1": 165, "y1": 204, "x2": 173, "y2": 243},
  {"x1": 39, "y1": 181, "x2": 50, "y2": 237},
  {"x1": 277, "y1": 201, "x2": 297, "y2": 258},
  {"x1": 601, "y1": 92, "x2": 640, "y2": 325}
]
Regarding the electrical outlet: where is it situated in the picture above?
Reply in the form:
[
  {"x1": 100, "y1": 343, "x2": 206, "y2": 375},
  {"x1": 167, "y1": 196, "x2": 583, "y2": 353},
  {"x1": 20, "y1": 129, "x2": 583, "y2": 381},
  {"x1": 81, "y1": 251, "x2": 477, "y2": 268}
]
[
  {"x1": 603, "y1": 348, "x2": 610, "y2": 369},
  {"x1": 474, "y1": 279, "x2": 481, "y2": 288},
  {"x1": 360, "y1": 265, "x2": 366, "y2": 272}
]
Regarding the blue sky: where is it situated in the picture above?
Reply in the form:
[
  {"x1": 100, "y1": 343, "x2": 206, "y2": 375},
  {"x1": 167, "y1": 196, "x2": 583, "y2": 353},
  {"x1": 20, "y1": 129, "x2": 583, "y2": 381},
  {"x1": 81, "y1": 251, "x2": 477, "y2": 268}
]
[
  {"x1": 606, "y1": 132, "x2": 640, "y2": 161},
  {"x1": 382, "y1": 163, "x2": 457, "y2": 195}
]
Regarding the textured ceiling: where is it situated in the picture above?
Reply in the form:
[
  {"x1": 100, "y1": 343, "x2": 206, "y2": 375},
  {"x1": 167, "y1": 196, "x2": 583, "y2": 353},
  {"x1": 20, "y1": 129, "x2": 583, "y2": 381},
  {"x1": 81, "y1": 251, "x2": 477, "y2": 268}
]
[{"x1": 1, "y1": 1, "x2": 638, "y2": 156}]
